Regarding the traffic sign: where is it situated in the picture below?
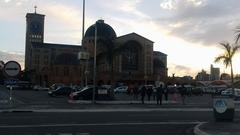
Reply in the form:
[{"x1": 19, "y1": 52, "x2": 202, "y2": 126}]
[
  {"x1": 214, "y1": 99, "x2": 227, "y2": 113},
  {"x1": 3, "y1": 61, "x2": 21, "y2": 78}
]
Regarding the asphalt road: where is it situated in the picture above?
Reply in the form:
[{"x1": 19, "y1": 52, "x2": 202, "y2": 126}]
[{"x1": 0, "y1": 111, "x2": 214, "y2": 135}]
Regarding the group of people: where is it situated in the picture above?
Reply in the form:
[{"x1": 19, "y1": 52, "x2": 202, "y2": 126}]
[
  {"x1": 139, "y1": 84, "x2": 169, "y2": 104},
  {"x1": 128, "y1": 84, "x2": 187, "y2": 105},
  {"x1": 127, "y1": 84, "x2": 169, "y2": 105}
]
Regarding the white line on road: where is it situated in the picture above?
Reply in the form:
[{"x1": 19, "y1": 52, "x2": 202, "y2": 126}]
[
  {"x1": 0, "y1": 121, "x2": 205, "y2": 128},
  {"x1": 29, "y1": 108, "x2": 240, "y2": 112}
]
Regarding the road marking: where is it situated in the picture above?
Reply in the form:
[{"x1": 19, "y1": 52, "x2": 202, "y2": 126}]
[
  {"x1": 0, "y1": 121, "x2": 205, "y2": 128},
  {"x1": 44, "y1": 133, "x2": 90, "y2": 135},
  {"x1": 29, "y1": 108, "x2": 240, "y2": 112},
  {"x1": 194, "y1": 122, "x2": 210, "y2": 135},
  {"x1": 2, "y1": 108, "x2": 240, "y2": 113}
]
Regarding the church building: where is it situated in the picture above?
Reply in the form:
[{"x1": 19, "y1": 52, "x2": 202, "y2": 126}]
[{"x1": 25, "y1": 11, "x2": 168, "y2": 86}]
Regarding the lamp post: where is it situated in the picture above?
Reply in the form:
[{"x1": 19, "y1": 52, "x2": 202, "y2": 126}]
[
  {"x1": 84, "y1": 52, "x2": 89, "y2": 86},
  {"x1": 78, "y1": 52, "x2": 89, "y2": 86},
  {"x1": 93, "y1": 22, "x2": 97, "y2": 104}
]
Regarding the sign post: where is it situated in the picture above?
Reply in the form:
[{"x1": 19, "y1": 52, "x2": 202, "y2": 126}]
[{"x1": 3, "y1": 61, "x2": 21, "y2": 107}]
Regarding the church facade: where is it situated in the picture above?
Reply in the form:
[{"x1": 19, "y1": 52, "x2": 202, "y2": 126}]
[{"x1": 25, "y1": 11, "x2": 168, "y2": 86}]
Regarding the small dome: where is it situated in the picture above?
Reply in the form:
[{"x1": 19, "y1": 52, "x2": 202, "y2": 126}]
[{"x1": 84, "y1": 20, "x2": 116, "y2": 40}]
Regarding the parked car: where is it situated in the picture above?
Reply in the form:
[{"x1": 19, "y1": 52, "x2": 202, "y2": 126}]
[
  {"x1": 6, "y1": 85, "x2": 21, "y2": 90},
  {"x1": 114, "y1": 86, "x2": 128, "y2": 93},
  {"x1": 50, "y1": 83, "x2": 65, "y2": 90},
  {"x1": 71, "y1": 85, "x2": 82, "y2": 91},
  {"x1": 6, "y1": 81, "x2": 32, "y2": 90},
  {"x1": 48, "y1": 86, "x2": 75, "y2": 97},
  {"x1": 221, "y1": 88, "x2": 240, "y2": 98},
  {"x1": 33, "y1": 85, "x2": 50, "y2": 91},
  {"x1": 69, "y1": 86, "x2": 113, "y2": 100},
  {"x1": 221, "y1": 90, "x2": 233, "y2": 96}
]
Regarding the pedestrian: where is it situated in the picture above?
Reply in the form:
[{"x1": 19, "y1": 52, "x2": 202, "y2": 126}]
[
  {"x1": 133, "y1": 84, "x2": 139, "y2": 100},
  {"x1": 140, "y1": 85, "x2": 146, "y2": 104},
  {"x1": 146, "y1": 86, "x2": 153, "y2": 101},
  {"x1": 179, "y1": 84, "x2": 186, "y2": 105},
  {"x1": 153, "y1": 87, "x2": 157, "y2": 100},
  {"x1": 164, "y1": 85, "x2": 169, "y2": 102},
  {"x1": 156, "y1": 84, "x2": 164, "y2": 105}
]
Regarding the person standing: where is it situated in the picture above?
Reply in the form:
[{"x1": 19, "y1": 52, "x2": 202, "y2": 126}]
[
  {"x1": 153, "y1": 87, "x2": 157, "y2": 100},
  {"x1": 179, "y1": 84, "x2": 186, "y2": 105},
  {"x1": 164, "y1": 84, "x2": 169, "y2": 102},
  {"x1": 146, "y1": 86, "x2": 153, "y2": 101},
  {"x1": 133, "y1": 84, "x2": 139, "y2": 100},
  {"x1": 140, "y1": 86, "x2": 146, "y2": 104},
  {"x1": 156, "y1": 84, "x2": 164, "y2": 105}
]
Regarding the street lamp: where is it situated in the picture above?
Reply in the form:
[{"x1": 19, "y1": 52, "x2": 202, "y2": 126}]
[
  {"x1": 93, "y1": 21, "x2": 98, "y2": 104},
  {"x1": 78, "y1": 51, "x2": 89, "y2": 86}
]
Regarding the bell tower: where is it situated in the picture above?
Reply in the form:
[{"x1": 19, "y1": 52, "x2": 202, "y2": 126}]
[{"x1": 25, "y1": 6, "x2": 45, "y2": 70}]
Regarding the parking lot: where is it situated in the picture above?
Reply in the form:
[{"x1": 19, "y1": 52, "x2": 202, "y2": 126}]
[{"x1": 0, "y1": 88, "x2": 212, "y2": 106}]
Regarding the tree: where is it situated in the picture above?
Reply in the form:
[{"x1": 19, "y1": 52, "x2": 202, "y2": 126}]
[
  {"x1": 235, "y1": 26, "x2": 240, "y2": 43},
  {"x1": 214, "y1": 41, "x2": 240, "y2": 92}
]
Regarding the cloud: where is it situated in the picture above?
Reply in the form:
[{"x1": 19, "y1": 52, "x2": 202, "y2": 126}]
[
  {"x1": 2, "y1": 0, "x2": 29, "y2": 5},
  {"x1": 31, "y1": 2, "x2": 97, "y2": 44},
  {"x1": 160, "y1": 0, "x2": 177, "y2": 10},
  {"x1": 0, "y1": 51, "x2": 24, "y2": 69},
  {"x1": 4, "y1": 0, "x2": 11, "y2": 3},
  {"x1": 118, "y1": 0, "x2": 148, "y2": 18},
  {"x1": 157, "y1": 0, "x2": 240, "y2": 45},
  {"x1": 169, "y1": 63, "x2": 198, "y2": 77},
  {"x1": 93, "y1": 0, "x2": 149, "y2": 20}
]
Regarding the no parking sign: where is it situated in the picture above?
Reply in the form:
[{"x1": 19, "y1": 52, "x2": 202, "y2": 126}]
[{"x1": 3, "y1": 61, "x2": 21, "y2": 78}]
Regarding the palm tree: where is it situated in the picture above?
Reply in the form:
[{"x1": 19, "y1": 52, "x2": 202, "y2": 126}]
[
  {"x1": 214, "y1": 41, "x2": 240, "y2": 93},
  {"x1": 235, "y1": 26, "x2": 240, "y2": 43}
]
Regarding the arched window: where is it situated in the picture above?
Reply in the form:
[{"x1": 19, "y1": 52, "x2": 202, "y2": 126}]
[{"x1": 121, "y1": 41, "x2": 141, "y2": 71}]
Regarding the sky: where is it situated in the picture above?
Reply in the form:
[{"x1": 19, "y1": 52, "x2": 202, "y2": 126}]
[{"x1": 1, "y1": 0, "x2": 240, "y2": 77}]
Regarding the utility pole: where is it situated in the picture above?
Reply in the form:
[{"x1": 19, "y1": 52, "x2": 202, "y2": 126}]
[
  {"x1": 82, "y1": 0, "x2": 85, "y2": 42},
  {"x1": 93, "y1": 22, "x2": 97, "y2": 104}
]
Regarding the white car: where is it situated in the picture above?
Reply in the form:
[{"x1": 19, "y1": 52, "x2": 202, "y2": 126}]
[
  {"x1": 114, "y1": 86, "x2": 128, "y2": 93},
  {"x1": 221, "y1": 90, "x2": 233, "y2": 96},
  {"x1": 221, "y1": 88, "x2": 240, "y2": 98}
]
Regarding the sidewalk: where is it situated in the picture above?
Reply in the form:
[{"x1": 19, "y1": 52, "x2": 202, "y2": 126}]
[
  {"x1": 194, "y1": 120, "x2": 240, "y2": 135},
  {"x1": 68, "y1": 99, "x2": 181, "y2": 105}
]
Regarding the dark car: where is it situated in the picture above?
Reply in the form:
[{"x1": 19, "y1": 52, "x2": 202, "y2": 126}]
[
  {"x1": 48, "y1": 86, "x2": 75, "y2": 97},
  {"x1": 69, "y1": 86, "x2": 114, "y2": 100}
]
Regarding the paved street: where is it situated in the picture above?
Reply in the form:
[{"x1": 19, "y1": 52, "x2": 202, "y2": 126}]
[
  {"x1": 1, "y1": 86, "x2": 240, "y2": 135},
  {"x1": 0, "y1": 110, "x2": 217, "y2": 135}
]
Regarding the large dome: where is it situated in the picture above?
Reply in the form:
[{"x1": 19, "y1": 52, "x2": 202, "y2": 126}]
[{"x1": 84, "y1": 20, "x2": 116, "y2": 40}]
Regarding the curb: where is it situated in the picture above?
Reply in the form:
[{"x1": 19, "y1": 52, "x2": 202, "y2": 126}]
[
  {"x1": 194, "y1": 122, "x2": 210, "y2": 135},
  {"x1": 1, "y1": 110, "x2": 34, "y2": 113}
]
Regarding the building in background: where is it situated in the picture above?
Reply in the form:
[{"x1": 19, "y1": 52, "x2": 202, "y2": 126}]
[
  {"x1": 83, "y1": 20, "x2": 168, "y2": 85},
  {"x1": 195, "y1": 70, "x2": 210, "y2": 81},
  {"x1": 25, "y1": 12, "x2": 84, "y2": 86},
  {"x1": 210, "y1": 64, "x2": 220, "y2": 81},
  {"x1": 220, "y1": 73, "x2": 231, "y2": 80},
  {"x1": 25, "y1": 11, "x2": 168, "y2": 86}
]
